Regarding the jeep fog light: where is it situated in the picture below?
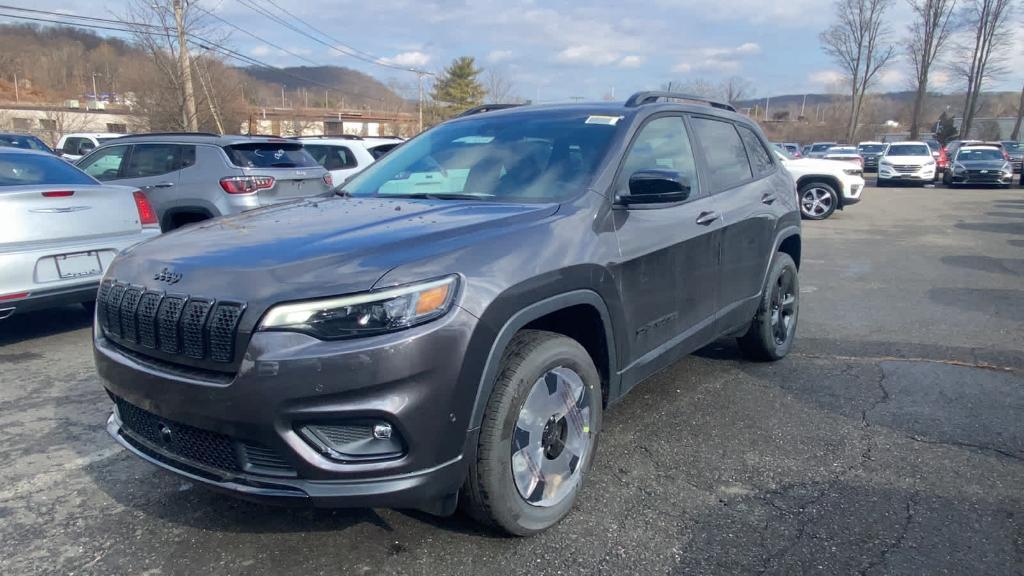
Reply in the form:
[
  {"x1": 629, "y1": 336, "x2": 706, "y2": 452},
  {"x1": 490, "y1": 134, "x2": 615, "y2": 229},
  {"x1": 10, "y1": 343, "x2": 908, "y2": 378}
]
[{"x1": 299, "y1": 421, "x2": 404, "y2": 461}]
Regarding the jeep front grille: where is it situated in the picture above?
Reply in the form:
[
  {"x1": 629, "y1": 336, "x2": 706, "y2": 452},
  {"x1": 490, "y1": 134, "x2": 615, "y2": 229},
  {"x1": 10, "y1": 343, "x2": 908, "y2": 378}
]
[{"x1": 98, "y1": 279, "x2": 245, "y2": 366}]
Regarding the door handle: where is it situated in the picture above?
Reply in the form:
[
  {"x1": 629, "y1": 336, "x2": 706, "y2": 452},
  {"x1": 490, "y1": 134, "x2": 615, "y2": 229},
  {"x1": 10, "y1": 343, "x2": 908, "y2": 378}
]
[
  {"x1": 143, "y1": 182, "x2": 175, "y2": 189},
  {"x1": 761, "y1": 193, "x2": 777, "y2": 205},
  {"x1": 695, "y1": 211, "x2": 719, "y2": 226}
]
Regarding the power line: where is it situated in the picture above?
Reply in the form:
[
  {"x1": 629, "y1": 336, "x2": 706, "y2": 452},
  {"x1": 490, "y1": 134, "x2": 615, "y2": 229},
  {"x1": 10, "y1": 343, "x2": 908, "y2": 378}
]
[
  {"x1": 231, "y1": 0, "x2": 424, "y2": 74},
  {"x1": 192, "y1": 4, "x2": 321, "y2": 68},
  {"x1": 0, "y1": 8, "x2": 390, "y2": 103},
  {"x1": 258, "y1": 0, "x2": 392, "y2": 66}
]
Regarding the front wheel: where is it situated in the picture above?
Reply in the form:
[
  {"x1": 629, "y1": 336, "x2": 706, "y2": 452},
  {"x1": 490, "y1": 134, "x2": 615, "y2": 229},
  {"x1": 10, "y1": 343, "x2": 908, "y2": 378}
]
[
  {"x1": 738, "y1": 252, "x2": 799, "y2": 361},
  {"x1": 461, "y1": 330, "x2": 602, "y2": 536},
  {"x1": 799, "y1": 182, "x2": 838, "y2": 220},
  {"x1": 943, "y1": 171, "x2": 953, "y2": 186}
]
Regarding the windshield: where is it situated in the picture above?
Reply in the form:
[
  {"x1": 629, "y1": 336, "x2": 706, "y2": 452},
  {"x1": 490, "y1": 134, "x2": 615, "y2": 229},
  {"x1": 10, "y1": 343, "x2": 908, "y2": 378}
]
[
  {"x1": 342, "y1": 114, "x2": 619, "y2": 202},
  {"x1": 886, "y1": 144, "x2": 931, "y2": 157},
  {"x1": 224, "y1": 142, "x2": 319, "y2": 168},
  {"x1": 0, "y1": 135, "x2": 52, "y2": 152},
  {"x1": 811, "y1": 143, "x2": 834, "y2": 152},
  {"x1": 96, "y1": 137, "x2": 121, "y2": 145},
  {"x1": 827, "y1": 147, "x2": 857, "y2": 154},
  {"x1": 858, "y1": 144, "x2": 885, "y2": 153},
  {"x1": 368, "y1": 143, "x2": 400, "y2": 159},
  {"x1": 957, "y1": 148, "x2": 1005, "y2": 161},
  {"x1": 0, "y1": 152, "x2": 97, "y2": 186}
]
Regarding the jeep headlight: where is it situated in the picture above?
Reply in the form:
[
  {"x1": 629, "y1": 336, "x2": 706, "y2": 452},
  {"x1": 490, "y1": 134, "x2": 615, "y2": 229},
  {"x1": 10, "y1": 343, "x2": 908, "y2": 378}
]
[
  {"x1": 924, "y1": 160, "x2": 935, "y2": 167},
  {"x1": 843, "y1": 167, "x2": 862, "y2": 176},
  {"x1": 259, "y1": 276, "x2": 458, "y2": 339}
]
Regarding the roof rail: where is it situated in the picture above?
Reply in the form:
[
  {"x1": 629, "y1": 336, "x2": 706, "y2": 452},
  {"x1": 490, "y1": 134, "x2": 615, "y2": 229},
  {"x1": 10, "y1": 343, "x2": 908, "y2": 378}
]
[
  {"x1": 456, "y1": 104, "x2": 525, "y2": 118},
  {"x1": 293, "y1": 134, "x2": 364, "y2": 140},
  {"x1": 115, "y1": 132, "x2": 221, "y2": 139},
  {"x1": 624, "y1": 91, "x2": 736, "y2": 112}
]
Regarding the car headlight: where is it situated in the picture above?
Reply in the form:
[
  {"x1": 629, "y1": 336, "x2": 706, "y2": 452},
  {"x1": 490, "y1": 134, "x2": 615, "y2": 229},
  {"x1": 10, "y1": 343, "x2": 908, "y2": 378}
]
[
  {"x1": 924, "y1": 160, "x2": 935, "y2": 167},
  {"x1": 843, "y1": 168, "x2": 862, "y2": 176},
  {"x1": 954, "y1": 162, "x2": 966, "y2": 172},
  {"x1": 879, "y1": 160, "x2": 892, "y2": 166},
  {"x1": 259, "y1": 276, "x2": 458, "y2": 339},
  {"x1": 1003, "y1": 163, "x2": 1013, "y2": 174}
]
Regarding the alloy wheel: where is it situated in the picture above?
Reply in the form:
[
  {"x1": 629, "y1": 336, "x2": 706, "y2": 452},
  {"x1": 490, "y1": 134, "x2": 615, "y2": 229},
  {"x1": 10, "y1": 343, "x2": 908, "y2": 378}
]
[
  {"x1": 511, "y1": 366, "x2": 593, "y2": 508},
  {"x1": 801, "y1": 187, "x2": 833, "y2": 217},
  {"x1": 770, "y1": 267, "x2": 797, "y2": 345}
]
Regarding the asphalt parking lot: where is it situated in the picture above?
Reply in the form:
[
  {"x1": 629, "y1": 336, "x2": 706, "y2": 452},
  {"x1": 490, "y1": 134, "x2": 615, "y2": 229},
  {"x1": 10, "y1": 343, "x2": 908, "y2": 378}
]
[{"x1": 1, "y1": 184, "x2": 1022, "y2": 575}]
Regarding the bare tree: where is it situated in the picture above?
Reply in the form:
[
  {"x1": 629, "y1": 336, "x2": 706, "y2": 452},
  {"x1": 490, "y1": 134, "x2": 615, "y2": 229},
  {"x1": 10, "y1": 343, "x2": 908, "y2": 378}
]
[
  {"x1": 1010, "y1": 83, "x2": 1024, "y2": 140},
  {"x1": 661, "y1": 78, "x2": 719, "y2": 98},
  {"x1": 720, "y1": 76, "x2": 753, "y2": 105},
  {"x1": 820, "y1": 0, "x2": 897, "y2": 142},
  {"x1": 951, "y1": 0, "x2": 1014, "y2": 139},
  {"x1": 483, "y1": 68, "x2": 519, "y2": 103},
  {"x1": 905, "y1": 0, "x2": 959, "y2": 139}
]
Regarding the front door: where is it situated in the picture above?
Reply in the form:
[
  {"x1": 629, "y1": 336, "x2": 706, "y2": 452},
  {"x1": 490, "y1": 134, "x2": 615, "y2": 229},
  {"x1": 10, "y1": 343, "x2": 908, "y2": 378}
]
[{"x1": 609, "y1": 115, "x2": 722, "y2": 391}]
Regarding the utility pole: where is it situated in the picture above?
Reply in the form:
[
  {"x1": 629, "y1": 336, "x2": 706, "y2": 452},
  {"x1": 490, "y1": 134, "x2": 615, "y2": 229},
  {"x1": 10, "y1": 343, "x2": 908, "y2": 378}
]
[
  {"x1": 304, "y1": 88, "x2": 308, "y2": 109},
  {"x1": 281, "y1": 84, "x2": 286, "y2": 108},
  {"x1": 173, "y1": 0, "x2": 198, "y2": 131},
  {"x1": 13, "y1": 72, "x2": 19, "y2": 103},
  {"x1": 417, "y1": 71, "x2": 425, "y2": 133},
  {"x1": 764, "y1": 97, "x2": 771, "y2": 121},
  {"x1": 800, "y1": 94, "x2": 807, "y2": 119},
  {"x1": 91, "y1": 73, "x2": 101, "y2": 105},
  {"x1": 324, "y1": 89, "x2": 328, "y2": 109}
]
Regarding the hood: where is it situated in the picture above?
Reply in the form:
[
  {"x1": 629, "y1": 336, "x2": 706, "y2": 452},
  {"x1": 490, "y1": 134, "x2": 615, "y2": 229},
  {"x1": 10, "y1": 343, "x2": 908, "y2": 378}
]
[
  {"x1": 786, "y1": 157, "x2": 857, "y2": 171},
  {"x1": 956, "y1": 159, "x2": 1007, "y2": 170},
  {"x1": 107, "y1": 196, "x2": 558, "y2": 304}
]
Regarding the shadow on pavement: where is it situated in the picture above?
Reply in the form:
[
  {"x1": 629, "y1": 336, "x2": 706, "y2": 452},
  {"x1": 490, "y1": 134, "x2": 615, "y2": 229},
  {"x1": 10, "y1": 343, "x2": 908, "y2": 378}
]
[
  {"x1": 0, "y1": 305, "x2": 93, "y2": 347},
  {"x1": 928, "y1": 287, "x2": 1024, "y2": 322},
  {"x1": 953, "y1": 222, "x2": 1024, "y2": 235},
  {"x1": 940, "y1": 255, "x2": 1024, "y2": 277}
]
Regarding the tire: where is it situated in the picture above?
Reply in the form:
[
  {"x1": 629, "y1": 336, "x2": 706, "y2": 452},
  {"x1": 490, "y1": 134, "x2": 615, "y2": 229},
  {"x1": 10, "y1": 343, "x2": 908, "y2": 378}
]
[
  {"x1": 798, "y1": 182, "x2": 838, "y2": 220},
  {"x1": 461, "y1": 330, "x2": 602, "y2": 536},
  {"x1": 943, "y1": 171, "x2": 953, "y2": 186},
  {"x1": 738, "y1": 253, "x2": 799, "y2": 362}
]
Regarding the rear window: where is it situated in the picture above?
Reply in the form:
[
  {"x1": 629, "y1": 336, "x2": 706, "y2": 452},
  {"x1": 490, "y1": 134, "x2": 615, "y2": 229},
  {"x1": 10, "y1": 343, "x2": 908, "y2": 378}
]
[
  {"x1": 858, "y1": 144, "x2": 885, "y2": 153},
  {"x1": 223, "y1": 143, "x2": 319, "y2": 168},
  {"x1": 369, "y1": 143, "x2": 400, "y2": 159},
  {"x1": 0, "y1": 153, "x2": 97, "y2": 186},
  {"x1": 0, "y1": 135, "x2": 51, "y2": 152}
]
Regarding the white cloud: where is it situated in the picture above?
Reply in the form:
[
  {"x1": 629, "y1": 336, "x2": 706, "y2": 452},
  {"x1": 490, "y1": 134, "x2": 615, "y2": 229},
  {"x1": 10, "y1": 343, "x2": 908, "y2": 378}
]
[
  {"x1": 381, "y1": 51, "x2": 432, "y2": 68},
  {"x1": 809, "y1": 69, "x2": 845, "y2": 88},
  {"x1": 671, "y1": 43, "x2": 760, "y2": 74},
  {"x1": 619, "y1": 55, "x2": 644, "y2": 68},
  {"x1": 555, "y1": 45, "x2": 623, "y2": 66},
  {"x1": 878, "y1": 68, "x2": 905, "y2": 89},
  {"x1": 250, "y1": 45, "x2": 272, "y2": 57},
  {"x1": 487, "y1": 50, "x2": 514, "y2": 63}
]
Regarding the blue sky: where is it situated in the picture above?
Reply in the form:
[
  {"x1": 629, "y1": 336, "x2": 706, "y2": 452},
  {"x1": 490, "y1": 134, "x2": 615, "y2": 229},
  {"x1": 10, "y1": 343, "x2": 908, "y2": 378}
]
[{"x1": 10, "y1": 0, "x2": 1024, "y2": 101}]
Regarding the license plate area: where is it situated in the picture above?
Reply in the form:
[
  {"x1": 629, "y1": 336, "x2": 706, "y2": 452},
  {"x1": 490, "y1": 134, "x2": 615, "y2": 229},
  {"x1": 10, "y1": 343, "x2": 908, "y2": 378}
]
[{"x1": 55, "y1": 251, "x2": 102, "y2": 279}]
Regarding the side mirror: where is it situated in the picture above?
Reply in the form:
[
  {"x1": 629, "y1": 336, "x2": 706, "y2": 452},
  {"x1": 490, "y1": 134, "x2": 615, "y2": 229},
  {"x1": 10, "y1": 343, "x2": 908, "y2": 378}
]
[{"x1": 619, "y1": 169, "x2": 691, "y2": 205}]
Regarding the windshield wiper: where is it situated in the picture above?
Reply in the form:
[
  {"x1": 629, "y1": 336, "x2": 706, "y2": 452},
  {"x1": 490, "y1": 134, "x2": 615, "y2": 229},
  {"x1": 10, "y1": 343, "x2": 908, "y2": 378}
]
[{"x1": 375, "y1": 193, "x2": 490, "y2": 201}]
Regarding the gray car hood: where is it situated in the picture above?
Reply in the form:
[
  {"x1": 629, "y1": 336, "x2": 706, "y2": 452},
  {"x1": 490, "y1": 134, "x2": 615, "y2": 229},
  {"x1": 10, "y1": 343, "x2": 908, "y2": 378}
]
[{"x1": 107, "y1": 196, "x2": 558, "y2": 304}]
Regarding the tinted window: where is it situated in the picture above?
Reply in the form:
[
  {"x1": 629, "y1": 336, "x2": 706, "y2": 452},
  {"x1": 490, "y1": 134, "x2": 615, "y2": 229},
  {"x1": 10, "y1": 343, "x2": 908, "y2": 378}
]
[
  {"x1": 78, "y1": 145, "x2": 129, "y2": 181},
  {"x1": 886, "y1": 144, "x2": 931, "y2": 156},
  {"x1": 305, "y1": 144, "x2": 358, "y2": 170},
  {"x1": 223, "y1": 143, "x2": 319, "y2": 168},
  {"x1": 738, "y1": 125, "x2": 774, "y2": 176},
  {"x1": 62, "y1": 137, "x2": 85, "y2": 154},
  {"x1": 617, "y1": 116, "x2": 698, "y2": 192},
  {"x1": 124, "y1": 144, "x2": 182, "y2": 178},
  {"x1": 344, "y1": 114, "x2": 618, "y2": 202},
  {"x1": 957, "y1": 148, "x2": 1004, "y2": 161},
  {"x1": 369, "y1": 143, "x2": 399, "y2": 159},
  {"x1": 0, "y1": 135, "x2": 51, "y2": 152},
  {"x1": 858, "y1": 144, "x2": 886, "y2": 153},
  {"x1": 691, "y1": 117, "x2": 752, "y2": 190},
  {"x1": 0, "y1": 153, "x2": 97, "y2": 186}
]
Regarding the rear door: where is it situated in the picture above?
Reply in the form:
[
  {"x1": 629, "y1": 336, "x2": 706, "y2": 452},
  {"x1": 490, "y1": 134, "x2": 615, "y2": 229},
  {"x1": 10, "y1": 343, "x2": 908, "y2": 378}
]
[
  {"x1": 610, "y1": 115, "x2": 722, "y2": 390},
  {"x1": 222, "y1": 142, "x2": 329, "y2": 204},
  {"x1": 77, "y1": 144, "x2": 131, "y2": 182},
  {"x1": 689, "y1": 117, "x2": 778, "y2": 334}
]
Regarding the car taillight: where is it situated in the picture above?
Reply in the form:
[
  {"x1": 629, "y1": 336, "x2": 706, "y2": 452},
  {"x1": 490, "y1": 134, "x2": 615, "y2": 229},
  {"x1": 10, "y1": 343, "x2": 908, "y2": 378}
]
[
  {"x1": 220, "y1": 176, "x2": 275, "y2": 194},
  {"x1": 323, "y1": 173, "x2": 333, "y2": 188},
  {"x1": 42, "y1": 190, "x2": 74, "y2": 197},
  {"x1": 132, "y1": 190, "x2": 159, "y2": 227}
]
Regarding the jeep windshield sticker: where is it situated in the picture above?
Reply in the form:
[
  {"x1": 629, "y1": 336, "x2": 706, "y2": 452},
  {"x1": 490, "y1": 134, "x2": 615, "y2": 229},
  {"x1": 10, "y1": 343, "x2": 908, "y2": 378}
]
[{"x1": 585, "y1": 115, "x2": 623, "y2": 126}]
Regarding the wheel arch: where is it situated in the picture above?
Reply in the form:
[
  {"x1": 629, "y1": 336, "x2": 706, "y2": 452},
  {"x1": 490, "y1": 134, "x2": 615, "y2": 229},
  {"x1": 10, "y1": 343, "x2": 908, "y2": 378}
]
[{"x1": 466, "y1": 290, "x2": 617, "y2": 431}]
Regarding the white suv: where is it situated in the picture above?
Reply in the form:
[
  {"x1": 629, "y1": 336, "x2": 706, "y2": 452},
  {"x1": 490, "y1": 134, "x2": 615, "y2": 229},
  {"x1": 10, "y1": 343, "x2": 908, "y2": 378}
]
[
  {"x1": 295, "y1": 135, "x2": 404, "y2": 185},
  {"x1": 877, "y1": 141, "x2": 936, "y2": 186},
  {"x1": 775, "y1": 150, "x2": 864, "y2": 220},
  {"x1": 57, "y1": 132, "x2": 127, "y2": 162}
]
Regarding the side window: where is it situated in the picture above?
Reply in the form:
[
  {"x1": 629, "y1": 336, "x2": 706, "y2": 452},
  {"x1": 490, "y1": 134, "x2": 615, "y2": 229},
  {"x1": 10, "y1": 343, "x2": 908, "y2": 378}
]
[
  {"x1": 305, "y1": 145, "x2": 358, "y2": 170},
  {"x1": 617, "y1": 116, "x2": 698, "y2": 193},
  {"x1": 123, "y1": 144, "x2": 181, "y2": 178},
  {"x1": 691, "y1": 117, "x2": 753, "y2": 191},
  {"x1": 63, "y1": 137, "x2": 83, "y2": 155},
  {"x1": 738, "y1": 126, "x2": 774, "y2": 176},
  {"x1": 180, "y1": 145, "x2": 197, "y2": 169},
  {"x1": 79, "y1": 145, "x2": 129, "y2": 181}
]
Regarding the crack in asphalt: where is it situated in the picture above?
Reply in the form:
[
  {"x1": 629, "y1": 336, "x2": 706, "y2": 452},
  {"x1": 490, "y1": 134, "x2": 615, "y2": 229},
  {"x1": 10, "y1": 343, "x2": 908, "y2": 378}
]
[
  {"x1": 905, "y1": 435, "x2": 1024, "y2": 464},
  {"x1": 791, "y1": 352, "x2": 1020, "y2": 374},
  {"x1": 857, "y1": 493, "x2": 918, "y2": 576},
  {"x1": 861, "y1": 365, "x2": 889, "y2": 428}
]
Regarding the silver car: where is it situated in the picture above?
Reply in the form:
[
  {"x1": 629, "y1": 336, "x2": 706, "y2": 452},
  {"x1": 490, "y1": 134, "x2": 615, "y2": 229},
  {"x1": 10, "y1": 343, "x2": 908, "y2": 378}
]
[
  {"x1": 75, "y1": 134, "x2": 332, "y2": 231},
  {"x1": 0, "y1": 148, "x2": 160, "y2": 319}
]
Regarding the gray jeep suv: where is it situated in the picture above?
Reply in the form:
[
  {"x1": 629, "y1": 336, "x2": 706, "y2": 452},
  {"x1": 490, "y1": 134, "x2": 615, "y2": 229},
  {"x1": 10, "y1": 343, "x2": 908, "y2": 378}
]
[
  {"x1": 76, "y1": 133, "x2": 331, "y2": 231},
  {"x1": 93, "y1": 92, "x2": 802, "y2": 535}
]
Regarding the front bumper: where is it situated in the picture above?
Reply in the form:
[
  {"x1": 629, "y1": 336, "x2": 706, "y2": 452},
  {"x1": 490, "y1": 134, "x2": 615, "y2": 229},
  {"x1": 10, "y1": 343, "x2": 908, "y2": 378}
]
[
  {"x1": 95, "y1": 305, "x2": 482, "y2": 509},
  {"x1": 840, "y1": 176, "x2": 865, "y2": 206},
  {"x1": 878, "y1": 167, "x2": 936, "y2": 182},
  {"x1": 949, "y1": 171, "x2": 1013, "y2": 185}
]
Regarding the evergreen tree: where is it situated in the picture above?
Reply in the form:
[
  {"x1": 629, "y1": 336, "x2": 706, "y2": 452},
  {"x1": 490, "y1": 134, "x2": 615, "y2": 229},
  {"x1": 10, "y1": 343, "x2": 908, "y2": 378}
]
[{"x1": 431, "y1": 57, "x2": 485, "y2": 117}]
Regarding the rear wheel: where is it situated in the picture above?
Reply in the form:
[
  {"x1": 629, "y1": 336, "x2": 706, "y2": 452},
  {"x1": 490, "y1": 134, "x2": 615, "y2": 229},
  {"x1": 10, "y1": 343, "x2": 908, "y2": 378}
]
[
  {"x1": 738, "y1": 253, "x2": 799, "y2": 361},
  {"x1": 798, "y1": 182, "x2": 838, "y2": 220},
  {"x1": 461, "y1": 330, "x2": 602, "y2": 536}
]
